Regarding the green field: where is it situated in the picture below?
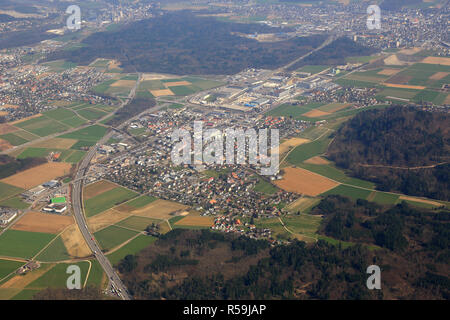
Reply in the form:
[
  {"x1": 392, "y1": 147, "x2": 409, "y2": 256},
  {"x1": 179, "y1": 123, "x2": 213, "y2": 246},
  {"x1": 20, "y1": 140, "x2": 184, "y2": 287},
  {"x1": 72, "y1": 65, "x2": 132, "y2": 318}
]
[
  {"x1": 286, "y1": 136, "x2": 332, "y2": 165},
  {"x1": 0, "y1": 230, "x2": 55, "y2": 259},
  {"x1": 65, "y1": 150, "x2": 86, "y2": 163},
  {"x1": 92, "y1": 80, "x2": 116, "y2": 94},
  {"x1": 254, "y1": 178, "x2": 278, "y2": 195},
  {"x1": 60, "y1": 116, "x2": 88, "y2": 128},
  {"x1": 59, "y1": 125, "x2": 108, "y2": 142},
  {"x1": 0, "y1": 197, "x2": 29, "y2": 210},
  {"x1": 266, "y1": 102, "x2": 324, "y2": 119},
  {"x1": 371, "y1": 192, "x2": 400, "y2": 205},
  {"x1": 16, "y1": 148, "x2": 76, "y2": 163},
  {"x1": 14, "y1": 116, "x2": 70, "y2": 137},
  {"x1": 10, "y1": 289, "x2": 40, "y2": 300},
  {"x1": 107, "y1": 235, "x2": 157, "y2": 265},
  {"x1": 0, "y1": 259, "x2": 24, "y2": 280},
  {"x1": 282, "y1": 214, "x2": 322, "y2": 240},
  {"x1": 0, "y1": 182, "x2": 24, "y2": 201},
  {"x1": 84, "y1": 187, "x2": 139, "y2": 217},
  {"x1": 26, "y1": 262, "x2": 89, "y2": 290},
  {"x1": 94, "y1": 225, "x2": 139, "y2": 251},
  {"x1": 42, "y1": 60, "x2": 77, "y2": 72},
  {"x1": 125, "y1": 195, "x2": 158, "y2": 209},
  {"x1": 321, "y1": 184, "x2": 372, "y2": 201},
  {"x1": 35, "y1": 236, "x2": 71, "y2": 262},
  {"x1": 298, "y1": 162, "x2": 375, "y2": 189},
  {"x1": 70, "y1": 140, "x2": 97, "y2": 150},
  {"x1": 0, "y1": 133, "x2": 28, "y2": 146},
  {"x1": 77, "y1": 108, "x2": 108, "y2": 121},
  {"x1": 116, "y1": 216, "x2": 159, "y2": 232},
  {"x1": 43, "y1": 108, "x2": 77, "y2": 121}
]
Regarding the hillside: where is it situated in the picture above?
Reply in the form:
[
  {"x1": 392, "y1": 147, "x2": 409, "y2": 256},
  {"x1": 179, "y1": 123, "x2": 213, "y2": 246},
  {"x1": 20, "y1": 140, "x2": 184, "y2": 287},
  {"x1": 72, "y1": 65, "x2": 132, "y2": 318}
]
[
  {"x1": 46, "y1": 12, "x2": 326, "y2": 75},
  {"x1": 114, "y1": 220, "x2": 449, "y2": 300},
  {"x1": 327, "y1": 107, "x2": 450, "y2": 200}
]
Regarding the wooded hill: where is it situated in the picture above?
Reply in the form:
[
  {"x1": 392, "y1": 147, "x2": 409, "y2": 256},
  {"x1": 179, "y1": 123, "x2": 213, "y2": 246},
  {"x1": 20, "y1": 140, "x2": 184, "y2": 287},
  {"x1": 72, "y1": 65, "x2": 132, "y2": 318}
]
[
  {"x1": 327, "y1": 107, "x2": 450, "y2": 200},
  {"x1": 46, "y1": 12, "x2": 326, "y2": 75}
]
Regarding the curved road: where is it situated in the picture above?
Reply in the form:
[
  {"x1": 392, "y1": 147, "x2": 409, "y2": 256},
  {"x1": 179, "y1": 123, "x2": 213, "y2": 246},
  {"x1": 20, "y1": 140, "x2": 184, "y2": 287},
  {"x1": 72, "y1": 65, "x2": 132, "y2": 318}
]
[{"x1": 71, "y1": 73, "x2": 170, "y2": 300}]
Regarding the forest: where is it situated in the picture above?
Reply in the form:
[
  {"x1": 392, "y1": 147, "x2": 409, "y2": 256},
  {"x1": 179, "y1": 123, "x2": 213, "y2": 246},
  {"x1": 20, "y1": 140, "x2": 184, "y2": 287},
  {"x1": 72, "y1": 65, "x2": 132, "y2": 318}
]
[
  {"x1": 46, "y1": 12, "x2": 326, "y2": 75},
  {"x1": 111, "y1": 214, "x2": 448, "y2": 300},
  {"x1": 327, "y1": 107, "x2": 450, "y2": 200}
]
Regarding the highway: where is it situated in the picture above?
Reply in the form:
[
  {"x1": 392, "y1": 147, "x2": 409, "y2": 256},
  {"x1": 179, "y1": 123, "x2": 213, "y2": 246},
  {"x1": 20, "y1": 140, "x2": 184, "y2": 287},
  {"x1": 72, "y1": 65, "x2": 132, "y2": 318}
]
[{"x1": 70, "y1": 73, "x2": 171, "y2": 300}]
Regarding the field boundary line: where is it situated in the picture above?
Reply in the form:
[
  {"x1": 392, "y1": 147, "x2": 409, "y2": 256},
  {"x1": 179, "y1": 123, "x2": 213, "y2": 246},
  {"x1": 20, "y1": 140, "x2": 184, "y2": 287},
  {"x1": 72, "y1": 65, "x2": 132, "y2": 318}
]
[
  {"x1": 83, "y1": 259, "x2": 92, "y2": 288},
  {"x1": 104, "y1": 232, "x2": 142, "y2": 256}
]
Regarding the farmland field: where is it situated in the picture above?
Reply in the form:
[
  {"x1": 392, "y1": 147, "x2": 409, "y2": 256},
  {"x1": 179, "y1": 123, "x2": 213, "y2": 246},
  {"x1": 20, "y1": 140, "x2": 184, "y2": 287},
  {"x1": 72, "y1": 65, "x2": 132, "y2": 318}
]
[
  {"x1": 174, "y1": 214, "x2": 214, "y2": 228},
  {"x1": 0, "y1": 196, "x2": 29, "y2": 210},
  {"x1": 84, "y1": 187, "x2": 139, "y2": 217},
  {"x1": 286, "y1": 135, "x2": 332, "y2": 166},
  {"x1": 107, "y1": 235, "x2": 157, "y2": 266},
  {"x1": 286, "y1": 197, "x2": 321, "y2": 214},
  {"x1": 0, "y1": 230, "x2": 55, "y2": 259},
  {"x1": 84, "y1": 180, "x2": 118, "y2": 200},
  {"x1": 14, "y1": 115, "x2": 70, "y2": 137},
  {"x1": 11, "y1": 211, "x2": 73, "y2": 234},
  {"x1": 87, "y1": 208, "x2": 130, "y2": 233},
  {"x1": 254, "y1": 177, "x2": 278, "y2": 195},
  {"x1": 35, "y1": 236, "x2": 71, "y2": 262},
  {"x1": 125, "y1": 195, "x2": 158, "y2": 209},
  {"x1": 77, "y1": 108, "x2": 108, "y2": 121},
  {"x1": 0, "y1": 182, "x2": 24, "y2": 201},
  {"x1": 94, "y1": 225, "x2": 139, "y2": 251},
  {"x1": 121, "y1": 199, "x2": 189, "y2": 220},
  {"x1": 0, "y1": 162, "x2": 72, "y2": 189},
  {"x1": 25, "y1": 262, "x2": 89, "y2": 290},
  {"x1": 321, "y1": 184, "x2": 372, "y2": 201},
  {"x1": 59, "y1": 125, "x2": 108, "y2": 142},
  {"x1": 0, "y1": 259, "x2": 24, "y2": 280},
  {"x1": 298, "y1": 162, "x2": 375, "y2": 189},
  {"x1": 116, "y1": 215, "x2": 159, "y2": 232},
  {"x1": 274, "y1": 167, "x2": 339, "y2": 196},
  {"x1": 43, "y1": 108, "x2": 77, "y2": 121}
]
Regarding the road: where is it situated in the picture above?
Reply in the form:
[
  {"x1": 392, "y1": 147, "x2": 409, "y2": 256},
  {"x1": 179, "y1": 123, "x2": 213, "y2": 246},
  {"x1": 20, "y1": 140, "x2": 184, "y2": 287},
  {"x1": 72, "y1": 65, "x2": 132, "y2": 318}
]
[{"x1": 70, "y1": 73, "x2": 172, "y2": 300}]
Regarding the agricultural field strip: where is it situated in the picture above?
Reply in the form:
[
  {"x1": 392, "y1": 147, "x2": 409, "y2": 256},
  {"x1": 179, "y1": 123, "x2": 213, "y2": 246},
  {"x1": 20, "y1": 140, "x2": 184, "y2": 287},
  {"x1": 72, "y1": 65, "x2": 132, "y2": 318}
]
[
  {"x1": 103, "y1": 232, "x2": 142, "y2": 255},
  {"x1": 281, "y1": 126, "x2": 445, "y2": 206},
  {"x1": 30, "y1": 224, "x2": 74, "y2": 262},
  {"x1": 280, "y1": 128, "x2": 333, "y2": 166},
  {"x1": 278, "y1": 217, "x2": 318, "y2": 242}
]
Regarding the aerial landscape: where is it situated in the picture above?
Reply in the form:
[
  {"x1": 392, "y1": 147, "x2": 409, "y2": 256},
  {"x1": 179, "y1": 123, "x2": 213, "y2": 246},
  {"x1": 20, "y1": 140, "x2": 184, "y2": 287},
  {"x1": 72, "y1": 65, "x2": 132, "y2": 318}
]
[{"x1": 0, "y1": 0, "x2": 448, "y2": 306}]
